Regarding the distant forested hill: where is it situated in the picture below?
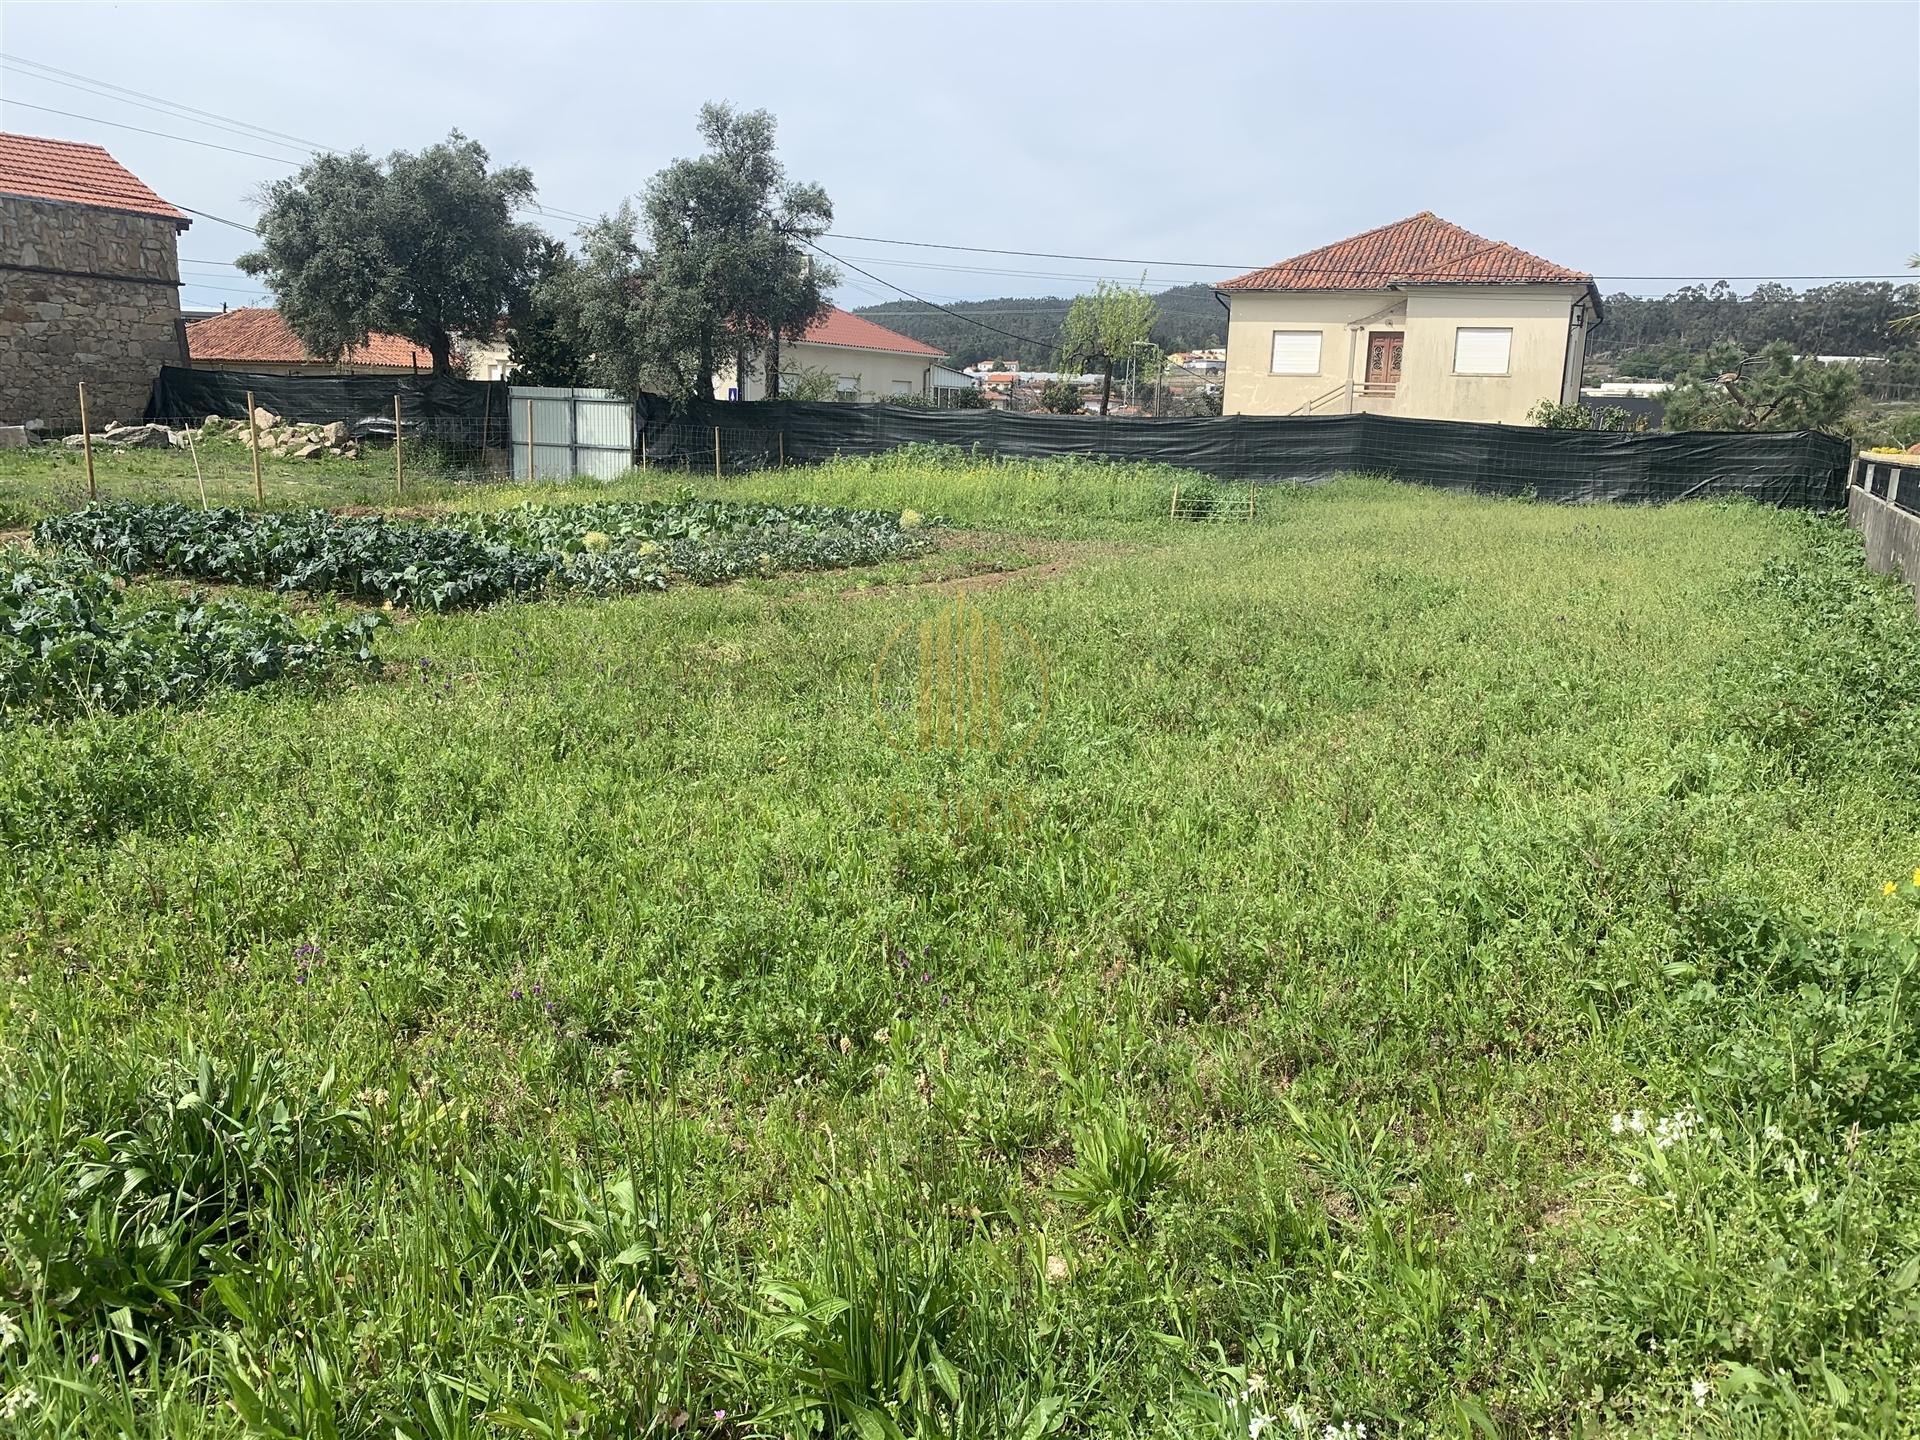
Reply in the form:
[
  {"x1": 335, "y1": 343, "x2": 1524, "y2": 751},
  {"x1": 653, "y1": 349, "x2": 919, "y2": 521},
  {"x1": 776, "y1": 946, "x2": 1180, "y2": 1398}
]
[
  {"x1": 1594, "y1": 281, "x2": 1920, "y2": 375},
  {"x1": 855, "y1": 282, "x2": 1227, "y2": 368}
]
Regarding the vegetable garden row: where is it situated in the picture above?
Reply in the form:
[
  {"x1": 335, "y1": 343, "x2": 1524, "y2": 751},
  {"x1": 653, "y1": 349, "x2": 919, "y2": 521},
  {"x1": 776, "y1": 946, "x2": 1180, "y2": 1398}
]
[{"x1": 4, "y1": 500, "x2": 934, "y2": 721}]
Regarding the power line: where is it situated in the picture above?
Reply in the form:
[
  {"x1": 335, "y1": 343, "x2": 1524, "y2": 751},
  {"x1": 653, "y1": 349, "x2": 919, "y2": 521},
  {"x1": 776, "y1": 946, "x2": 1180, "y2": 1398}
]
[
  {"x1": 0, "y1": 61, "x2": 319, "y2": 158},
  {"x1": 0, "y1": 99, "x2": 304, "y2": 166},
  {"x1": 809, "y1": 241, "x2": 1056, "y2": 352},
  {"x1": 825, "y1": 231, "x2": 1916, "y2": 284},
  {"x1": 177, "y1": 205, "x2": 259, "y2": 235},
  {"x1": 0, "y1": 52, "x2": 337, "y2": 151},
  {"x1": 810, "y1": 240, "x2": 1221, "y2": 387}
]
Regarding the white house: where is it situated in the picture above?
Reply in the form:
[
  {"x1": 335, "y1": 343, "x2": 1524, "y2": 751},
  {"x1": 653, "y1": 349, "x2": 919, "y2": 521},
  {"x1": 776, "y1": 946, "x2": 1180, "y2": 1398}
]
[
  {"x1": 1217, "y1": 213, "x2": 1601, "y2": 424},
  {"x1": 716, "y1": 307, "x2": 949, "y2": 402}
]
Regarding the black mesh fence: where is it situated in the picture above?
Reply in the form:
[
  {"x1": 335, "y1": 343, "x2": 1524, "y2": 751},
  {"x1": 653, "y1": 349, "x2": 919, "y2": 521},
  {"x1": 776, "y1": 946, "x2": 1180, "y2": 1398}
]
[
  {"x1": 639, "y1": 397, "x2": 1850, "y2": 508},
  {"x1": 105, "y1": 370, "x2": 1851, "y2": 510},
  {"x1": 1850, "y1": 454, "x2": 1920, "y2": 516},
  {"x1": 147, "y1": 365, "x2": 510, "y2": 443}
]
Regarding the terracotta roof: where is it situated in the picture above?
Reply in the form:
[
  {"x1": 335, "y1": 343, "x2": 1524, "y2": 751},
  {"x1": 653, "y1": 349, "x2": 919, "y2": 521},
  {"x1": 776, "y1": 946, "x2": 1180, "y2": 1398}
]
[
  {"x1": 186, "y1": 308, "x2": 431, "y2": 368},
  {"x1": 0, "y1": 131, "x2": 188, "y2": 225},
  {"x1": 1218, "y1": 213, "x2": 1590, "y2": 292},
  {"x1": 801, "y1": 306, "x2": 945, "y2": 357}
]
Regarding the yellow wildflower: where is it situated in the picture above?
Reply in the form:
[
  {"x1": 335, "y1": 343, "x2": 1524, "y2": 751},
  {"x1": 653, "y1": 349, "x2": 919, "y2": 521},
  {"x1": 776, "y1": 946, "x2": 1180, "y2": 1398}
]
[
  {"x1": 1912, "y1": 868, "x2": 1920, "y2": 887},
  {"x1": 1886, "y1": 881, "x2": 1899, "y2": 896}
]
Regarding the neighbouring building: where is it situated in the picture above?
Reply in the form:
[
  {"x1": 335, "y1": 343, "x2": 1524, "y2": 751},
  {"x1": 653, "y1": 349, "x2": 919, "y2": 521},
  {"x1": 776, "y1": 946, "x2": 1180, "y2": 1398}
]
[
  {"x1": 0, "y1": 131, "x2": 191, "y2": 424},
  {"x1": 464, "y1": 334, "x2": 512, "y2": 381},
  {"x1": 716, "y1": 307, "x2": 948, "y2": 402},
  {"x1": 1217, "y1": 213, "x2": 1600, "y2": 424},
  {"x1": 185, "y1": 306, "x2": 432, "y2": 375},
  {"x1": 930, "y1": 364, "x2": 981, "y2": 403}
]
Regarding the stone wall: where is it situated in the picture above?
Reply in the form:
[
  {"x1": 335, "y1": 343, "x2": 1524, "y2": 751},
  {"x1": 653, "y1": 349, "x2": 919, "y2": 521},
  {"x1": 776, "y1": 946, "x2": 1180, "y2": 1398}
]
[{"x1": 0, "y1": 194, "x2": 187, "y2": 425}]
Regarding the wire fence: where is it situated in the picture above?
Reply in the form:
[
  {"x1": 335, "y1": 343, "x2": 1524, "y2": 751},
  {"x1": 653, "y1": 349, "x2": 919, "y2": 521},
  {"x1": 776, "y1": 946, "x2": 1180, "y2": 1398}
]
[{"x1": 3, "y1": 413, "x2": 510, "y2": 514}]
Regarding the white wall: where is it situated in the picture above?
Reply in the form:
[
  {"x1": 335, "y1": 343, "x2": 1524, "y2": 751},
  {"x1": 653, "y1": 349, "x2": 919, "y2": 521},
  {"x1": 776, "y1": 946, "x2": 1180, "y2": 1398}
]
[
  {"x1": 1223, "y1": 285, "x2": 1589, "y2": 424},
  {"x1": 716, "y1": 342, "x2": 939, "y2": 402}
]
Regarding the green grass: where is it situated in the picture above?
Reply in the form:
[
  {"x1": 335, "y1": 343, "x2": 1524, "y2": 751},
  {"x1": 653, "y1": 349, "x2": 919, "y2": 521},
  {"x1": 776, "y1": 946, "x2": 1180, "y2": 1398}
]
[{"x1": 2, "y1": 458, "x2": 1919, "y2": 1438}]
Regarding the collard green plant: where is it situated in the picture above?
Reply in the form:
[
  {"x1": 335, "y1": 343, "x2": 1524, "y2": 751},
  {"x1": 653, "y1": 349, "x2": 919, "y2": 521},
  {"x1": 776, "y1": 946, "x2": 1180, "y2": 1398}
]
[
  {"x1": 0, "y1": 550, "x2": 380, "y2": 722},
  {"x1": 36, "y1": 500, "x2": 935, "y2": 614}
]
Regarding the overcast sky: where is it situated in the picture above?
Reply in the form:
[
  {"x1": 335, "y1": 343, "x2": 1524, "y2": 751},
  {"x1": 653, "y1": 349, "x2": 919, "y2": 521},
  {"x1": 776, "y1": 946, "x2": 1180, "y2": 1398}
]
[{"x1": 4, "y1": 1, "x2": 1915, "y2": 316}]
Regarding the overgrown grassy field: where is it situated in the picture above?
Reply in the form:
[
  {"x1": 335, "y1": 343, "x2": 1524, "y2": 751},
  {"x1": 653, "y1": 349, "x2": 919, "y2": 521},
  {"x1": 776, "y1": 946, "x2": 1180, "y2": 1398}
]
[{"x1": 3, "y1": 454, "x2": 1919, "y2": 1438}]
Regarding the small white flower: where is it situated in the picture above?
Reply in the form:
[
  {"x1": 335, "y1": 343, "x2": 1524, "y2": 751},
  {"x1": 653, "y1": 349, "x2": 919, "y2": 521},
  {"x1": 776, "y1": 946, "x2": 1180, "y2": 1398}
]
[
  {"x1": 1461, "y1": 1171, "x2": 1475, "y2": 1187},
  {"x1": 1627, "y1": 1169, "x2": 1645, "y2": 1188},
  {"x1": 1763, "y1": 1124, "x2": 1785, "y2": 1142},
  {"x1": 1525, "y1": 1251, "x2": 1539, "y2": 1265},
  {"x1": 1628, "y1": 1110, "x2": 1648, "y2": 1135},
  {"x1": 1249, "y1": 1413, "x2": 1275, "y2": 1439},
  {"x1": 1284, "y1": 1404, "x2": 1310, "y2": 1433},
  {"x1": 1610, "y1": 1112, "x2": 1626, "y2": 1135},
  {"x1": 1691, "y1": 1377, "x2": 1712, "y2": 1407},
  {"x1": 0, "y1": 1386, "x2": 36, "y2": 1423}
]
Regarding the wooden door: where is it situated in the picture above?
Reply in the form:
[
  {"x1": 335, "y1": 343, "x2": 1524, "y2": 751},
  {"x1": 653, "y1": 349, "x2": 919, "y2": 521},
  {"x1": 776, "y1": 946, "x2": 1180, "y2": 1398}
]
[{"x1": 1366, "y1": 332, "x2": 1404, "y2": 387}]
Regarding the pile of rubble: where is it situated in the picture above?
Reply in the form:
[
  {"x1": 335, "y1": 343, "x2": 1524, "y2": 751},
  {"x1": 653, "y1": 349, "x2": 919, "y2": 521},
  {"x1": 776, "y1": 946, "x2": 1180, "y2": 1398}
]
[
  {"x1": 208, "y1": 409, "x2": 365, "y2": 460},
  {"x1": 53, "y1": 409, "x2": 365, "y2": 460}
]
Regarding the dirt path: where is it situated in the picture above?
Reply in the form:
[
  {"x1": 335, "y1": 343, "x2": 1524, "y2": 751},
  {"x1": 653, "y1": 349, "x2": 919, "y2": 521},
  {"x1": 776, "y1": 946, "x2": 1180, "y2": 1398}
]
[{"x1": 831, "y1": 532, "x2": 1132, "y2": 601}]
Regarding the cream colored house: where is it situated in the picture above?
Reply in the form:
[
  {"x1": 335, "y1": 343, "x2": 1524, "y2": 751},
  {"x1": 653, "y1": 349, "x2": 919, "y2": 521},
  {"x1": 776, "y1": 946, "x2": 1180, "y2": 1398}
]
[
  {"x1": 715, "y1": 307, "x2": 947, "y2": 402},
  {"x1": 1218, "y1": 214, "x2": 1600, "y2": 424}
]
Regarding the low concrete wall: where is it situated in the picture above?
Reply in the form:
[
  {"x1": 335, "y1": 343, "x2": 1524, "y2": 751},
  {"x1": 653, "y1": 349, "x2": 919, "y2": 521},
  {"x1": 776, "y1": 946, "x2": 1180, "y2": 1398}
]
[{"x1": 1847, "y1": 472, "x2": 1920, "y2": 619}]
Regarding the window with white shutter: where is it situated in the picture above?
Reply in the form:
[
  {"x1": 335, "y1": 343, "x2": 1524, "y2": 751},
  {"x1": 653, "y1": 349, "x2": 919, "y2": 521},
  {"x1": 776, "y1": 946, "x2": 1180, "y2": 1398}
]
[
  {"x1": 1268, "y1": 331, "x2": 1322, "y2": 375},
  {"x1": 1453, "y1": 328, "x2": 1512, "y2": 375}
]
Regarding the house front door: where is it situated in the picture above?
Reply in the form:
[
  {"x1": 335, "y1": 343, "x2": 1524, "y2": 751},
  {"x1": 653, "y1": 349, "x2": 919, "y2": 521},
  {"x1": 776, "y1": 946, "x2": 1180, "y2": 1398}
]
[{"x1": 1365, "y1": 332, "x2": 1404, "y2": 388}]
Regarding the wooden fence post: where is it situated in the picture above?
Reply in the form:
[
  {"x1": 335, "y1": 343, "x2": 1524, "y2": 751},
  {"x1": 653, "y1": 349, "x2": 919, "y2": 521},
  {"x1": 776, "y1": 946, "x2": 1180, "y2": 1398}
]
[
  {"x1": 76, "y1": 382, "x2": 96, "y2": 501},
  {"x1": 1169, "y1": 480, "x2": 1180, "y2": 520},
  {"x1": 778, "y1": 431, "x2": 785, "y2": 467},
  {"x1": 713, "y1": 425, "x2": 722, "y2": 484},
  {"x1": 245, "y1": 390, "x2": 263, "y2": 506},
  {"x1": 186, "y1": 427, "x2": 208, "y2": 510},
  {"x1": 393, "y1": 394, "x2": 404, "y2": 499}
]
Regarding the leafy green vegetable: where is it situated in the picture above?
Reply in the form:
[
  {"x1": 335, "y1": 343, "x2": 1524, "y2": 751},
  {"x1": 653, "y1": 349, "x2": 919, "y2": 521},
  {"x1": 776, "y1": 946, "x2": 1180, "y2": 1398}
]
[
  {"x1": 35, "y1": 499, "x2": 935, "y2": 611},
  {"x1": 0, "y1": 550, "x2": 382, "y2": 722}
]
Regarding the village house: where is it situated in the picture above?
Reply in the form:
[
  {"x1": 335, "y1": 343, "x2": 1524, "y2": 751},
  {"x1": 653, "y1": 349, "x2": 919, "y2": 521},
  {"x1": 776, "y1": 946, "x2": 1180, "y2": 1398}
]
[
  {"x1": 716, "y1": 306, "x2": 950, "y2": 402},
  {"x1": 1217, "y1": 213, "x2": 1600, "y2": 424},
  {"x1": 185, "y1": 306, "x2": 433, "y2": 375},
  {"x1": 0, "y1": 131, "x2": 190, "y2": 424}
]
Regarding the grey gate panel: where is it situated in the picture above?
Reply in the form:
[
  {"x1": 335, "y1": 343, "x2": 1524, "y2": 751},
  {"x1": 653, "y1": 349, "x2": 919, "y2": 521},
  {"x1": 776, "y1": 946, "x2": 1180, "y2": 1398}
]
[{"x1": 508, "y1": 387, "x2": 634, "y2": 480}]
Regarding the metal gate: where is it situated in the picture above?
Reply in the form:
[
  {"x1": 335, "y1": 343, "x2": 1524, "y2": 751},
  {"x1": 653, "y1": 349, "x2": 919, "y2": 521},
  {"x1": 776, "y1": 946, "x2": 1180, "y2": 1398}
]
[{"x1": 508, "y1": 387, "x2": 634, "y2": 480}]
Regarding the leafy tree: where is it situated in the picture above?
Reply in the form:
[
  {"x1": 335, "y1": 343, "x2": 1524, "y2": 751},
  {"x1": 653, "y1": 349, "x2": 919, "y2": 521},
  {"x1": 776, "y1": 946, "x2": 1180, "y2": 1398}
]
[
  {"x1": 1593, "y1": 280, "x2": 1920, "y2": 367},
  {"x1": 504, "y1": 237, "x2": 588, "y2": 386},
  {"x1": 1039, "y1": 380, "x2": 1084, "y2": 415},
  {"x1": 1662, "y1": 342, "x2": 1860, "y2": 434},
  {"x1": 240, "y1": 133, "x2": 541, "y2": 376},
  {"x1": 1059, "y1": 280, "x2": 1159, "y2": 416},
  {"x1": 570, "y1": 103, "x2": 834, "y2": 405}
]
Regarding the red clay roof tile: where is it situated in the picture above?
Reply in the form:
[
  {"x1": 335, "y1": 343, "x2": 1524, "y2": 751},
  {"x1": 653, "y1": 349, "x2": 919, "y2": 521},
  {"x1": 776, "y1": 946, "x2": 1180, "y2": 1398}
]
[
  {"x1": 802, "y1": 306, "x2": 945, "y2": 357},
  {"x1": 1218, "y1": 213, "x2": 1589, "y2": 292},
  {"x1": 186, "y1": 308, "x2": 431, "y2": 368},
  {"x1": 0, "y1": 131, "x2": 187, "y2": 224}
]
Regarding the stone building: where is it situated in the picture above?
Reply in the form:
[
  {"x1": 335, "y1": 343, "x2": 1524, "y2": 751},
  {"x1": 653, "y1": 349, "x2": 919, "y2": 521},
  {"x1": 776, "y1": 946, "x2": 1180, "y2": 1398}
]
[{"x1": 0, "y1": 132, "x2": 191, "y2": 425}]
